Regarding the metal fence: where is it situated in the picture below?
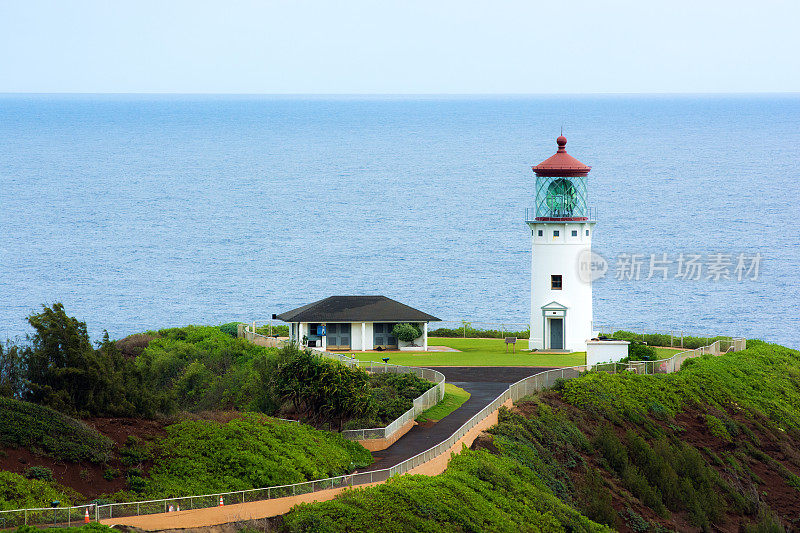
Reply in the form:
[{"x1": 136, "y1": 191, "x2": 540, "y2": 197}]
[
  {"x1": 593, "y1": 325, "x2": 741, "y2": 349},
  {"x1": 239, "y1": 324, "x2": 287, "y2": 348},
  {"x1": 1, "y1": 336, "x2": 745, "y2": 527},
  {"x1": 0, "y1": 504, "x2": 96, "y2": 529}
]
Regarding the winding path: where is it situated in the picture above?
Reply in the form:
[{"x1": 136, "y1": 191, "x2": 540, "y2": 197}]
[
  {"x1": 364, "y1": 366, "x2": 548, "y2": 472},
  {"x1": 98, "y1": 366, "x2": 549, "y2": 530}
]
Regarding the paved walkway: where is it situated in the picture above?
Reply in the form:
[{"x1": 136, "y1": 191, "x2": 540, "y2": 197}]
[{"x1": 364, "y1": 366, "x2": 546, "y2": 471}]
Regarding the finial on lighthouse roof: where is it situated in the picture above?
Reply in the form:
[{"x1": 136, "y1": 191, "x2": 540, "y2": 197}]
[{"x1": 531, "y1": 133, "x2": 591, "y2": 177}]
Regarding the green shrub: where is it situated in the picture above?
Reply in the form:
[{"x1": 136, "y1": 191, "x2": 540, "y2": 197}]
[
  {"x1": 609, "y1": 330, "x2": 729, "y2": 350},
  {"x1": 217, "y1": 322, "x2": 242, "y2": 338},
  {"x1": 119, "y1": 435, "x2": 154, "y2": 466},
  {"x1": 705, "y1": 414, "x2": 733, "y2": 442},
  {"x1": 429, "y1": 325, "x2": 530, "y2": 339},
  {"x1": 127, "y1": 475, "x2": 147, "y2": 493},
  {"x1": 627, "y1": 342, "x2": 657, "y2": 361},
  {"x1": 0, "y1": 398, "x2": 113, "y2": 463},
  {"x1": 24, "y1": 466, "x2": 53, "y2": 482},
  {"x1": 136, "y1": 325, "x2": 277, "y2": 413},
  {"x1": 103, "y1": 469, "x2": 119, "y2": 481},
  {"x1": 142, "y1": 413, "x2": 371, "y2": 497},
  {"x1": 0, "y1": 471, "x2": 74, "y2": 511},
  {"x1": 391, "y1": 323, "x2": 422, "y2": 343}
]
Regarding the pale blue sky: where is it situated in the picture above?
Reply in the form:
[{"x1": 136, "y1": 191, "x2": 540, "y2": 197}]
[{"x1": 1, "y1": 0, "x2": 798, "y2": 94}]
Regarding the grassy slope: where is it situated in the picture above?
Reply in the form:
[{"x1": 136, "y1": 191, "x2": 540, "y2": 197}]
[
  {"x1": 283, "y1": 342, "x2": 800, "y2": 532},
  {"x1": 283, "y1": 449, "x2": 609, "y2": 533},
  {"x1": 354, "y1": 337, "x2": 587, "y2": 367},
  {"x1": 137, "y1": 414, "x2": 372, "y2": 498},
  {"x1": 0, "y1": 399, "x2": 372, "y2": 508},
  {"x1": 0, "y1": 398, "x2": 113, "y2": 463},
  {"x1": 416, "y1": 383, "x2": 470, "y2": 423}
]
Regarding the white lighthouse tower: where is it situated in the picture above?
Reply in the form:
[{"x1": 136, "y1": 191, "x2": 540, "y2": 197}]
[{"x1": 527, "y1": 135, "x2": 596, "y2": 351}]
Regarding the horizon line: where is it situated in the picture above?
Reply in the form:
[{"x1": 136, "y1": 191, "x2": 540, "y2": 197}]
[{"x1": 1, "y1": 91, "x2": 799, "y2": 97}]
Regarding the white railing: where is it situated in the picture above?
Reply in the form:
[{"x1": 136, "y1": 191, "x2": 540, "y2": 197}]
[{"x1": 2, "y1": 336, "x2": 745, "y2": 527}]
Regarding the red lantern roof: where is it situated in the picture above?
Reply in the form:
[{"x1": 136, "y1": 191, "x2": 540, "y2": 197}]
[{"x1": 532, "y1": 136, "x2": 591, "y2": 177}]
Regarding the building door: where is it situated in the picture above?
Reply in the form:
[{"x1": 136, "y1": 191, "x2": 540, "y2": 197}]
[
  {"x1": 550, "y1": 318, "x2": 564, "y2": 350},
  {"x1": 326, "y1": 323, "x2": 351, "y2": 350},
  {"x1": 373, "y1": 323, "x2": 397, "y2": 349}
]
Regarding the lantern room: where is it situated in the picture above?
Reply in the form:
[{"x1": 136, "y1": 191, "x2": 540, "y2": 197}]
[{"x1": 528, "y1": 136, "x2": 593, "y2": 221}]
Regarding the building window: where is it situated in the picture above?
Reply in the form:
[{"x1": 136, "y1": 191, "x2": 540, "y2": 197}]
[
  {"x1": 586, "y1": 229, "x2": 589, "y2": 236},
  {"x1": 571, "y1": 230, "x2": 578, "y2": 237},
  {"x1": 553, "y1": 230, "x2": 560, "y2": 237},
  {"x1": 551, "y1": 274, "x2": 562, "y2": 290},
  {"x1": 538, "y1": 229, "x2": 543, "y2": 237}
]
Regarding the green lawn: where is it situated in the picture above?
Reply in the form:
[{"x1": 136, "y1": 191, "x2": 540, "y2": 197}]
[
  {"x1": 416, "y1": 383, "x2": 471, "y2": 423},
  {"x1": 655, "y1": 346, "x2": 685, "y2": 358},
  {"x1": 353, "y1": 337, "x2": 586, "y2": 367}
]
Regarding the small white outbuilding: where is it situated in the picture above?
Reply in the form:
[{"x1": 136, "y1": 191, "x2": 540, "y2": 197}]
[{"x1": 585, "y1": 339, "x2": 630, "y2": 367}]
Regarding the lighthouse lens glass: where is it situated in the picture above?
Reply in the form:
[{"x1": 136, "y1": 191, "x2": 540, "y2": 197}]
[{"x1": 545, "y1": 179, "x2": 577, "y2": 217}]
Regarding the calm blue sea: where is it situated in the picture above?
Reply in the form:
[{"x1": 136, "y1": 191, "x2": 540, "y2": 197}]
[{"x1": 1, "y1": 95, "x2": 798, "y2": 348}]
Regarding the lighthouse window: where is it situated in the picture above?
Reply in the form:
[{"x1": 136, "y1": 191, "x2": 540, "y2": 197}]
[
  {"x1": 553, "y1": 230, "x2": 560, "y2": 237},
  {"x1": 551, "y1": 275, "x2": 562, "y2": 290},
  {"x1": 537, "y1": 230, "x2": 543, "y2": 237},
  {"x1": 586, "y1": 229, "x2": 590, "y2": 236},
  {"x1": 571, "y1": 230, "x2": 578, "y2": 237}
]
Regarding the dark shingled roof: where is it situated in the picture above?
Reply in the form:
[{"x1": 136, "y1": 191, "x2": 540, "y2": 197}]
[{"x1": 276, "y1": 296, "x2": 440, "y2": 323}]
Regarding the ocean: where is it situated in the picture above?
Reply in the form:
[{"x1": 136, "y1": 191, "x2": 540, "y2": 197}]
[{"x1": 1, "y1": 94, "x2": 798, "y2": 348}]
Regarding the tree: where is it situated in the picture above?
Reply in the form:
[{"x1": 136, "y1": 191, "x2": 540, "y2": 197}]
[
  {"x1": 0, "y1": 340, "x2": 28, "y2": 398},
  {"x1": 392, "y1": 323, "x2": 422, "y2": 343},
  {"x1": 24, "y1": 303, "x2": 141, "y2": 417},
  {"x1": 261, "y1": 344, "x2": 373, "y2": 428}
]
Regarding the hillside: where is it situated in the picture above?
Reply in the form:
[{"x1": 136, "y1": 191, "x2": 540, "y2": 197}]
[
  {"x1": 0, "y1": 402, "x2": 371, "y2": 510},
  {"x1": 283, "y1": 341, "x2": 800, "y2": 532}
]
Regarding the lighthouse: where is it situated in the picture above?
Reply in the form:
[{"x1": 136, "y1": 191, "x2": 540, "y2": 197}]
[{"x1": 527, "y1": 135, "x2": 596, "y2": 351}]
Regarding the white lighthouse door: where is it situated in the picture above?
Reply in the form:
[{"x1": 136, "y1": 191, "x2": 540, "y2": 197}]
[{"x1": 550, "y1": 318, "x2": 564, "y2": 350}]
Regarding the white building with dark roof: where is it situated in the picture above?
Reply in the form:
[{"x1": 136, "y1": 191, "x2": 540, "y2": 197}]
[{"x1": 275, "y1": 295, "x2": 440, "y2": 351}]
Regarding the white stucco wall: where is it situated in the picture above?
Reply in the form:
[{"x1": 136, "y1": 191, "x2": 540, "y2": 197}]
[
  {"x1": 350, "y1": 322, "x2": 374, "y2": 351},
  {"x1": 586, "y1": 340, "x2": 629, "y2": 366},
  {"x1": 529, "y1": 221, "x2": 595, "y2": 352}
]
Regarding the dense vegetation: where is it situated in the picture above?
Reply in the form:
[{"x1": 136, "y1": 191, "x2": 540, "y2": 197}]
[
  {"x1": 0, "y1": 304, "x2": 431, "y2": 429},
  {"x1": 607, "y1": 330, "x2": 731, "y2": 350},
  {"x1": 284, "y1": 449, "x2": 608, "y2": 532},
  {"x1": 127, "y1": 414, "x2": 372, "y2": 498},
  {"x1": 0, "y1": 304, "x2": 443, "y2": 513},
  {"x1": 429, "y1": 323, "x2": 530, "y2": 339},
  {"x1": 0, "y1": 398, "x2": 113, "y2": 463},
  {"x1": 0, "y1": 397, "x2": 373, "y2": 509},
  {"x1": 284, "y1": 341, "x2": 800, "y2": 532},
  {"x1": 0, "y1": 471, "x2": 76, "y2": 511}
]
